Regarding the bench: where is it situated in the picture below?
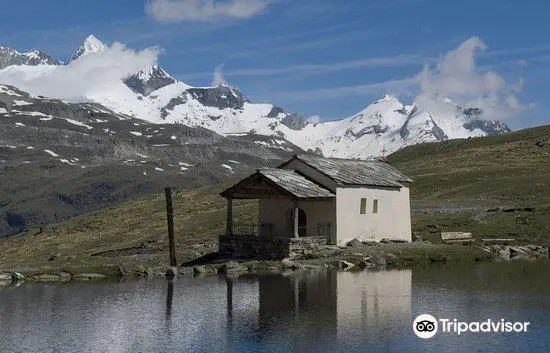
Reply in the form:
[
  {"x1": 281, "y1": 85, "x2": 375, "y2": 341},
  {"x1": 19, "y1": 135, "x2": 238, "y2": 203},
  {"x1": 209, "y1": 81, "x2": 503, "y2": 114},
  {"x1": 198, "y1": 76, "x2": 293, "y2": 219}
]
[
  {"x1": 481, "y1": 238, "x2": 516, "y2": 245},
  {"x1": 441, "y1": 232, "x2": 474, "y2": 245}
]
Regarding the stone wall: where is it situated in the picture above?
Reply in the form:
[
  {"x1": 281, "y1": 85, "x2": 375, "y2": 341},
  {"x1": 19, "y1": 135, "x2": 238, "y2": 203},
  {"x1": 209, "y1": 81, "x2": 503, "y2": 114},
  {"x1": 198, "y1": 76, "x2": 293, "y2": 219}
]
[{"x1": 219, "y1": 235, "x2": 327, "y2": 260}]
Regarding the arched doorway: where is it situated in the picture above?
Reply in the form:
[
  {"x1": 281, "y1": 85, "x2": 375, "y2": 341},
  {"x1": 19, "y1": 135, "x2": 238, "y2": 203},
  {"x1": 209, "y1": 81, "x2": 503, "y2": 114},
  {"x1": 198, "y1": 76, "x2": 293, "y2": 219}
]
[{"x1": 286, "y1": 208, "x2": 307, "y2": 237}]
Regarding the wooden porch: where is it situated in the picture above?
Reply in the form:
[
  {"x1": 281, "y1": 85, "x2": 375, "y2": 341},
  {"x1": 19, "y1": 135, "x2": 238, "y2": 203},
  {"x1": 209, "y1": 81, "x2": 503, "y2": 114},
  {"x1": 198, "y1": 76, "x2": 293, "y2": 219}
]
[{"x1": 218, "y1": 168, "x2": 336, "y2": 259}]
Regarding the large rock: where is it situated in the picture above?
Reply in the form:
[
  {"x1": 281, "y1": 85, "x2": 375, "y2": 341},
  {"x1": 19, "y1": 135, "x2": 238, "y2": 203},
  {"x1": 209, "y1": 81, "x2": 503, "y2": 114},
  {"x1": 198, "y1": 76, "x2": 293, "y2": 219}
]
[
  {"x1": 384, "y1": 253, "x2": 400, "y2": 265},
  {"x1": 338, "y1": 260, "x2": 355, "y2": 270},
  {"x1": 33, "y1": 274, "x2": 61, "y2": 282},
  {"x1": 193, "y1": 265, "x2": 217, "y2": 276},
  {"x1": 178, "y1": 266, "x2": 194, "y2": 277},
  {"x1": 357, "y1": 258, "x2": 377, "y2": 269},
  {"x1": 59, "y1": 272, "x2": 72, "y2": 282},
  {"x1": 10, "y1": 272, "x2": 25, "y2": 281},
  {"x1": 281, "y1": 258, "x2": 297, "y2": 269},
  {"x1": 368, "y1": 254, "x2": 387, "y2": 267},
  {"x1": 346, "y1": 238, "x2": 364, "y2": 248},
  {"x1": 0, "y1": 273, "x2": 13, "y2": 282}
]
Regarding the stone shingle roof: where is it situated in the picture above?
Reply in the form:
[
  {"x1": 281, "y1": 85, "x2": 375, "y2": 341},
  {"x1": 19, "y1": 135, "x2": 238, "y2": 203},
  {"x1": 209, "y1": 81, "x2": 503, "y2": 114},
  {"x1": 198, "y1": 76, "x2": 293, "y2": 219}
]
[
  {"x1": 259, "y1": 168, "x2": 335, "y2": 198},
  {"x1": 290, "y1": 154, "x2": 413, "y2": 188}
]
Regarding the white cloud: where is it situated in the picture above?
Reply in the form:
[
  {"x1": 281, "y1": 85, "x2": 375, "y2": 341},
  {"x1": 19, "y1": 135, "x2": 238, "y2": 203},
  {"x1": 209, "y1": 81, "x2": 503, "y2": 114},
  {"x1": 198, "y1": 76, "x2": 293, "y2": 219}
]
[
  {"x1": 145, "y1": 0, "x2": 273, "y2": 23},
  {"x1": 306, "y1": 115, "x2": 321, "y2": 123},
  {"x1": 415, "y1": 36, "x2": 527, "y2": 120},
  {"x1": 211, "y1": 63, "x2": 227, "y2": 86},
  {"x1": 264, "y1": 76, "x2": 419, "y2": 102},
  {"x1": 267, "y1": 37, "x2": 529, "y2": 121},
  {"x1": 0, "y1": 42, "x2": 159, "y2": 102},
  {"x1": 185, "y1": 54, "x2": 421, "y2": 80}
]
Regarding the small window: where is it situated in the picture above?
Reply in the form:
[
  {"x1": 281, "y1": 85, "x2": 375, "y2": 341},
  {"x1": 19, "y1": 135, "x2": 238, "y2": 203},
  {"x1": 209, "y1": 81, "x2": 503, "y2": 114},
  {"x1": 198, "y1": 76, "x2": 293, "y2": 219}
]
[
  {"x1": 373, "y1": 199, "x2": 379, "y2": 214},
  {"x1": 360, "y1": 198, "x2": 367, "y2": 214}
]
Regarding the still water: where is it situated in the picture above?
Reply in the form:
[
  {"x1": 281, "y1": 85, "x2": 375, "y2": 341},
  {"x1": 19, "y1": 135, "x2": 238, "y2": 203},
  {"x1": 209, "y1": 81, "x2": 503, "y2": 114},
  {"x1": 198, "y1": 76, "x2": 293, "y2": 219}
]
[{"x1": 1, "y1": 261, "x2": 549, "y2": 353}]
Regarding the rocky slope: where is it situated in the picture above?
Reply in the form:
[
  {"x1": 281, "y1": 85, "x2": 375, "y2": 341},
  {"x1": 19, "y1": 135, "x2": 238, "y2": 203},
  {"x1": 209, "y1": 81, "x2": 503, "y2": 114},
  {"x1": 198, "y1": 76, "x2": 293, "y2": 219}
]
[
  {"x1": 0, "y1": 35, "x2": 511, "y2": 159},
  {"x1": 0, "y1": 84, "x2": 303, "y2": 237}
]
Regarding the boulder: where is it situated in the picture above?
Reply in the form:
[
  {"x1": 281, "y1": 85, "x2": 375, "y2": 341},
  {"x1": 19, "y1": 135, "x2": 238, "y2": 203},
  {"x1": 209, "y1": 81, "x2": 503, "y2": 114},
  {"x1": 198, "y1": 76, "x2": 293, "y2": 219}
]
[
  {"x1": 497, "y1": 248, "x2": 510, "y2": 260},
  {"x1": 281, "y1": 258, "x2": 297, "y2": 269},
  {"x1": 33, "y1": 274, "x2": 61, "y2": 282},
  {"x1": 509, "y1": 246, "x2": 529, "y2": 260},
  {"x1": 347, "y1": 238, "x2": 364, "y2": 248},
  {"x1": 193, "y1": 265, "x2": 217, "y2": 276},
  {"x1": 357, "y1": 258, "x2": 377, "y2": 269},
  {"x1": 48, "y1": 253, "x2": 61, "y2": 261},
  {"x1": 0, "y1": 273, "x2": 13, "y2": 282},
  {"x1": 384, "y1": 253, "x2": 400, "y2": 265},
  {"x1": 10, "y1": 272, "x2": 25, "y2": 281},
  {"x1": 338, "y1": 260, "x2": 355, "y2": 270},
  {"x1": 59, "y1": 272, "x2": 72, "y2": 282},
  {"x1": 369, "y1": 254, "x2": 387, "y2": 267},
  {"x1": 219, "y1": 261, "x2": 240, "y2": 272},
  {"x1": 178, "y1": 266, "x2": 194, "y2": 277},
  {"x1": 72, "y1": 273, "x2": 106, "y2": 280}
]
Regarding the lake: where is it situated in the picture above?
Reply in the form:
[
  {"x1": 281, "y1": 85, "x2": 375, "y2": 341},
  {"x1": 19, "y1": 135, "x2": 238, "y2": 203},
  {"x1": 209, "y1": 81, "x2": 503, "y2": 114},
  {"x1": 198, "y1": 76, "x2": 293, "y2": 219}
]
[{"x1": 1, "y1": 261, "x2": 549, "y2": 353}]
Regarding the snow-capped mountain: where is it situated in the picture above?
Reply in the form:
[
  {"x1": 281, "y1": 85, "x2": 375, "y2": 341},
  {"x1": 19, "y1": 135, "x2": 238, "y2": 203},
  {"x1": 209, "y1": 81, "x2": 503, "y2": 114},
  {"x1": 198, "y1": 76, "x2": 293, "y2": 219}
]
[
  {"x1": 0, "y1": 82, "x2": 303, "y2": 237},
  {"x1": 67, "y1": 34, "x2": 107, "y2": 62},
  {"x1": 0, "y1": 46, "x2": 60, "y2": 70},
  {"x1": 0, "y1": 35, "x2": 511, "y2": 159}
]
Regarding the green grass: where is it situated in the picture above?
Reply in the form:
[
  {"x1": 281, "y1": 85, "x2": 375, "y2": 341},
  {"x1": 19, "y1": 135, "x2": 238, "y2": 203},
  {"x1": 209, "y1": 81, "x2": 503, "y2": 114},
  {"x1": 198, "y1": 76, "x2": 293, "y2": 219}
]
[
  {"x1": 0, "y1": 125, "x2": 548, "y2": 273},
  {"x1": 389, "y1": 125, "x2": 550, "y2": 245},
  {"x1": 0, "y1": 182, "x2": 258, "y2": 271}
]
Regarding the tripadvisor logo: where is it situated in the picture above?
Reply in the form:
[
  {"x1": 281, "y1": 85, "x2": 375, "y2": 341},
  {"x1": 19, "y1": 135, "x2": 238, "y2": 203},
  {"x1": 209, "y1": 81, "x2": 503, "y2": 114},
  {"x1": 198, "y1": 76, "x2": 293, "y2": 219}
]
[
  {"x1": 413, "y1": 314, "x2": 530, "y2": 339},
  {"x1": 413, "y1": 314, "x2": 438, "y2": 339}
]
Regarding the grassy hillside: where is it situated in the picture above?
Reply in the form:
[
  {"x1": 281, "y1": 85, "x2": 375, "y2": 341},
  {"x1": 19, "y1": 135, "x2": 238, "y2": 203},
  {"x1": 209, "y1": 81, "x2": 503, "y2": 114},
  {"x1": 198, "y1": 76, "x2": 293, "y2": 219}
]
[
  {"x1": 0, "y1": 125, "x2": 549, "y2": 271},
  {"x1": 389, "y1": 125, "x2": 550, "y2": 244},
  {"x1": 0, "y1": 182, "x2": 258, "y2": 271}
]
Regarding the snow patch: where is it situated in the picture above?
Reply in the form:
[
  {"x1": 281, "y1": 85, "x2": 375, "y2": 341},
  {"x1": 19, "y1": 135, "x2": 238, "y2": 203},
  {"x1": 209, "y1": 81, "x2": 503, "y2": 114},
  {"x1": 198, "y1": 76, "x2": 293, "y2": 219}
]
[
  {"x1": 221, "y1": 164, "x2": 234, "y2": 173},
  {"x1": 12, "y1": 100, "x2": 32, "y2": 106},
  {"x1": 44, "y1": 149, "x2": 59, "y2": 157},
  {"x1": 130, "y1": 131, "x2": 142, "y2": 136}
]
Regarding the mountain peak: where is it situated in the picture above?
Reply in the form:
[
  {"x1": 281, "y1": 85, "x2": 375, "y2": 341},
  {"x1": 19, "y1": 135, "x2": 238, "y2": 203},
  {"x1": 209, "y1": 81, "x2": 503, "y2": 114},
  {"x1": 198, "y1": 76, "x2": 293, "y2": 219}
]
[
  {"x1": 68, "y1": 34, "x2": 107, "y2": 62},
  {"x1": 376, "y1": 94, "x2": 400, "y2": 104}
]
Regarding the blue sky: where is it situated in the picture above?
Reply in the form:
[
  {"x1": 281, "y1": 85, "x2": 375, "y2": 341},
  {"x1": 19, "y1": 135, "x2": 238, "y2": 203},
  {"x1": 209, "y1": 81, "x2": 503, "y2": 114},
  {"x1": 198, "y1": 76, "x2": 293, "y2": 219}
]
[{"x1": 1, "y1": 0, "x2": 549, "y2": 129}]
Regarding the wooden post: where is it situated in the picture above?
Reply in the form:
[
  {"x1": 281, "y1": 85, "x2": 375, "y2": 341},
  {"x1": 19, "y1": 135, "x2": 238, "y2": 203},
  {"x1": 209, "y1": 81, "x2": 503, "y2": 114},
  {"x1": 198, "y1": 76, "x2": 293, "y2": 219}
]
[
  {"x1": 225, "y1": 197, "x2": 233, "y2": 236},
  {"x1": 293, "y1": 201, "x2": 299, "y2": 238},
  {"x1": 165, "y1": 187, "x2": 177, "y2": 267}
]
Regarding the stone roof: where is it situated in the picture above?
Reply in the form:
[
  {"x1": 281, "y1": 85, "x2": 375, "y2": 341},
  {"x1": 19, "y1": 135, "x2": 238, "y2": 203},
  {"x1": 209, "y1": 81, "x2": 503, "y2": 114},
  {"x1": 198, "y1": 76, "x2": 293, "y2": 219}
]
[
  {"x1": 259, "y1": 168, "x2": 335, "y2": 198},
  {"x1": 289, "y1": 154, "x2": 413, "y2": 188}
]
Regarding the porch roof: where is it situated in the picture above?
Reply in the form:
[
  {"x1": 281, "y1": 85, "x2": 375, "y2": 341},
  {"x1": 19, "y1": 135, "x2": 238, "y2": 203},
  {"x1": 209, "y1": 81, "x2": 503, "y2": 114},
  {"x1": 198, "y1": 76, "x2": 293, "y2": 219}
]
[{"x1": 220, "y1": 168, "x2": 335, "y2": 200}]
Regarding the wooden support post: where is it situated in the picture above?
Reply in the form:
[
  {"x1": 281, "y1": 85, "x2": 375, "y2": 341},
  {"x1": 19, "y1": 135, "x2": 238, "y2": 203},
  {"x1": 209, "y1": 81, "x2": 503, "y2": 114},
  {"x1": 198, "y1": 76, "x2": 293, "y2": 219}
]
[
  {"x1": 165, "y1": 187, "x2": 177, "y2": 267},
  {"x1": 293, "y1": 201, "x2": 299, "y2": 238},
  {"x1": 225, "y1": 197, "x2": 233, "y2": 236}
]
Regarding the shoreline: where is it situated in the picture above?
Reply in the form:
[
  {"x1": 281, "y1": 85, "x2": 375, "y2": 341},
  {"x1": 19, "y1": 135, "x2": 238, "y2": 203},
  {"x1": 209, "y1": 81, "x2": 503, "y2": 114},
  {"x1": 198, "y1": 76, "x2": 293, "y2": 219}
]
[{"x1": 2, "y1": 242, "x2": 547, "y2": 286}]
